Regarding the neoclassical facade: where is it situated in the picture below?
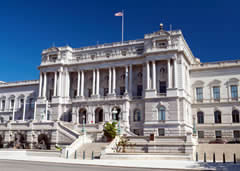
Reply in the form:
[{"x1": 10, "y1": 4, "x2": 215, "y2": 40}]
[{"x1": 0, "y1": 24, "x2": 239, "y2": 148}]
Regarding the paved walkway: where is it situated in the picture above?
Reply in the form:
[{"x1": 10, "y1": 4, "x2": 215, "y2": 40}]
[{"x1": 0, "y1": 151, "x2": 240, "y2": 170}]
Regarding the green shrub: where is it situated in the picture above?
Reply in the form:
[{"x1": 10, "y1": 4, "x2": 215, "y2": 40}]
[{"x1": 103, "y1": 122, "x2": 117, "y2": 141}]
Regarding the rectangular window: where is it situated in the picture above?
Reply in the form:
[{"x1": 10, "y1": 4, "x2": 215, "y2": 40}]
[
  {"x1": 159, "y1": 81, "x2": 167, "y2": 94},
  {"x1": 10, "y1": 99, "x2": 14, "y2": 109},
  {"x1": 1, "y1": 100, "x2": 5, "y2": 111},
  {"x1": 198, "y1": 131, "x2": 204, "y2": 138},
  {"x1": 88, "y1": 89, "x2": 92, "y2": 97},
  {"x1": 158, "y1": 128, "x2": 165, "y2": 136},
  {"x1": 233, "y1": 130, "x2": 240, "y2": 138},
  {"x1": 104, "y1": 88, "x2": 108, "y2": 96},
  {"x1": 215, "y1": 130, "x2": 222, "y2": 138},
  {"x1": 196, "y1": 87, "x2": 203, "y2": 101},
  {"x1": 29, "y1": 98, "x2": 34, "y2": 110},
  {"x1": 20, "y1": 99, "x2": 24, "y2": 109},
  {"x1": 213, "y1": 86, "x2": 220, "y2": 101},
  {"x1": 120, "y1": 87, "x2": 125, "y2": 96},
  {"x1": 137, "y1": 85, "x2": 142, "y2": 96},
  {"x1": 231, "y1": 85, "x2": 238, "y2": 100}
]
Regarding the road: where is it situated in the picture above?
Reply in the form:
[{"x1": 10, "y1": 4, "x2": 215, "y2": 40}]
[{"x1": 0, "y1": 160, "x2": 172, "y2": 171}]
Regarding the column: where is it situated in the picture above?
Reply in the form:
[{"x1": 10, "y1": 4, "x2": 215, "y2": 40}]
[
  {"x1": 38, "y1": 72, "x2": 42, "y2": 97},
  {"x1": 66, "y1": 71, "x2": 70, "y2": 97},
  {"x1": 43, "y1": 72, "x2": 47, "y2": 98},
  {"x1": 96, "y1": 69, "x2": 100, "y2": 95},
  {"x1": 146, "y1": 61, "x2": 150, "y2": 89},
  {"x1": 174, "y1": 58, "x2": 178, "y2": 88},
  {"x1": 54, "y1": 72, "x2": 57, "y2": 96},
  {"x1": 22, "y1": 98, "x2": 26, "y2": 121},
  {"x1": 152, "y1": 61, "x2": 156, "y2": 90},
  {"x1": 57, "y1": 72, "x2": 62, "y2": 97},
  {"x1": 92, "y1": 70, "x2": 96, "y2": 95},
  {"x1": 129, "y1": 65, "x2": 132, "y2": 96},
  {"x1": 168, "y1": 59, "x2": 172, "y2": 88},
  {"x1": 112, "y1": 67, "x2": 116, "y2": 94},
  {"x1": 125, "y1": 66, "x2": 129, "y2": 94},
  {"x1": 12, "y1": 98, "x2": 16, "y2": 121},
  {"x1": 81, "y1": 71, "x2": 84, "y2": 97},
  {"x1": 33, "y1": 101, "x2": 37, "y2": 120},
  {"x1": 108, "y1": 68, "x2": 112, "y2": 94},
  {"x1": 77, "y1": 71, "x2": 81, "y2": 96}
]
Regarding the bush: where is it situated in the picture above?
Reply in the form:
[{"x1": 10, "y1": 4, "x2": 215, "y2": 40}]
[{"x1": 103, "y1": 122, "x2": 117, "y2": 141}]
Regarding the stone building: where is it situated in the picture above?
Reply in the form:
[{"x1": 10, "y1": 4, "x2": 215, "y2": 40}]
[{"x1": 0, "y1": 24, "x2": 239, "y2": 149}]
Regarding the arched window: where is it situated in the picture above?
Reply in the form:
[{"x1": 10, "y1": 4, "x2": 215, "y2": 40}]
[
  {"x1": 232, "y1": 110, "x2": 240, "y2": 123},
  {"x1": 158, "y1": 107, "x2": 165, "y2": 121},
  {"x1": 214, "y1": 110, "x2": 221, "y2": 123},
  {"x1": 197, "y1": 111, "x2": 204, "y2": 124},
  {"x1": 134, "y1": 109, "x2": 141, "y2": 122}
]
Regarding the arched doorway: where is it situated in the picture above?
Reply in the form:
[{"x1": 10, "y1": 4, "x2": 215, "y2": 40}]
[
  {"x1": 112, "y1": 107, "x2": 121, "y2": 121},
  {"x1": 37, "y1": 134, "x2": 50, "y2": 150},
  {"x1": 79, "y1": 108, "x2": 87, "y2": 124},
  {"x1": 14, "y1": 133, "x2": 25, "y2": 149},
  {"x1": 95, "y1": 108, "x2": 103, "y2": 123}
]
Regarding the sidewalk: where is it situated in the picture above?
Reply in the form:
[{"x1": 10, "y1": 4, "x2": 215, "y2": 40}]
[{"x1": 0, "y1": 151, "x2": 212, "y2": 170}]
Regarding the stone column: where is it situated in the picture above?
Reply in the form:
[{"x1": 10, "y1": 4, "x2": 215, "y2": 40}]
[
  {"x1": 146, "y1": 61, "x2": 150, "y2": 89},
  {"x1": 92, "y1": 70, "x2": 96, "y2": 95},
  {"x1": 57, "y1": 72, "x2": 62, "y2": 97},
  {"x1": 174, "y1": 58, "x2": 178, "y2": 88},
  {"x1": 96, "y1": 69, "x2": 100, "y2": 96},
  {"x1": 108, "y1": 68, "x2": 112, "y2": 94},
  {"x1": 43, "y1": 72, "x2": 47, "y2": 98},
  {"x1": 77, "y1": 71, "x2": 81, "y2": 96},
  {"x1": 129, "y1": 65, "x2": 133, "y2": 96},
  {"x1": 38, "y1": 72, "x2": 42, "y2": 97},
  {"x1": 152, "y1": 61, "x2": 156, "y2": 90},
  {"x1": 33, "y1": 101, "x2": 37, "y2": 120},
  {"x1": 22, "y1": 98, "x2": 26, "y2": 121},
  {"x1": 54, "y1": 72, "x2": 57, "y2": 96},
  {"x1": 168, "y1": 59, "x2": 172, "y2": 88},
  {"x1": 66, "y1": 71, "x2": 70, "y2": 97},
  {"x1": 81, "y1": 71, "x2": 84, "y2": 97},
  {"x1": 125, "y1": 66, "x2": 129, "y2": 94},
  {"x1": 112, "y1": 67, "x2": 116, "y2": 95}
]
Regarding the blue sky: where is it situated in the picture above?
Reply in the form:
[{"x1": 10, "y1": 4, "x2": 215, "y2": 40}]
[{"x1": 0, "y1": 0, "x2": 239, "y2": 82}]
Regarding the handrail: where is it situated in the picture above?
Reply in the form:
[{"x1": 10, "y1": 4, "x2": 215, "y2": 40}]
[{"x1": 58, "y1": 121, "x2": 80, "y2": 139}]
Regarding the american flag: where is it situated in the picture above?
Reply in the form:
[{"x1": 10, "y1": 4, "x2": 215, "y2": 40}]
[{"x1": 115, "y1": 12, "x2": 123, "y2": 16}]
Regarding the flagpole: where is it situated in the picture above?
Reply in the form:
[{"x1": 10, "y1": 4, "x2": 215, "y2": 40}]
[{"x1": 122, "y1": 10, "x2": 124, "y2": 44}]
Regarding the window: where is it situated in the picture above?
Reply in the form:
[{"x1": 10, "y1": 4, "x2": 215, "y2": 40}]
[
  {"x1": 197, "y1": 111, "x2": 204, "y2": 124},
  {"x1": 232, "y1": 110, "x2": 240, "y2": 123},
  {"x1": 215, "y1": 130, "x2": 222, "y2": 138},
  {"x1": 196, "y1": 87, "x2": 203, "y2": 101},
  {"x1": 158, "y1": 107, "x2": 165, "y2": 121},
  {"x1": 159, "y1": 81, "x2": 167, "y2": 94},
  {"x1": 29, "y1": 98, "x2": 34, "y2": 110},
  {"x1": 1, "y1": 100, "x2": 5, "y2": 111},
  {"x1": 198, "y1": 131, "x2": 204, "y2": 138},
  {"x1": 134, "y1": 109, "x2": 141, "y2": 122},
  {"x1": 213, "y1": 86, "x2": 220, "y2": 101},
  {"x1": 20, "y1": 99, "x2": 24, "y2": 109},
  {"x1": 214, "y1": 111, "x2": 221, "y2": 123},
  {"x1": 104, "y1": 88, "x2": 108, "y2": 96},
  {"x1": 231, "y1": 85, "x2": 238, "y2": 100},
  {"x1": 10, "y1": 99, "x2": 15, "y2": 109},
  {"x1": 158, "y1": 128, "x2": 165, "y2": 136},
  {"x1": 137, "y1": 85, "x2": 142, "y2": 96},
  {"x1": 120, "y1": 87, "x2": 125, "y2": 96},
  {"x1": 234, "y1": 130, "x2": 240, "y2": 138},
  {"x1": 88, "y1": 89, "x2": 92, "y2": 97}
]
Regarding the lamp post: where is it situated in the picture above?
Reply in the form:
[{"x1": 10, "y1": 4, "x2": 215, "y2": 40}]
[
  {"x1": 112, "y1": 107, "x2": 121, "y2": 135},
  {"x1": 82, "y1": 115, "x2": 86, "y2": 135},
  {"x1": 118, "y1": 113, "x2": 122, "y2": 135}
]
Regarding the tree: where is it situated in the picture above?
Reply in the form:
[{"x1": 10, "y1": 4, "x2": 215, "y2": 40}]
[{"x1": 103, "y1": 122, "x2": 117, "y2": 141}]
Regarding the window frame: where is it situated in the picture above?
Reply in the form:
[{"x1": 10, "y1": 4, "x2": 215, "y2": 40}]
[
  {"x1": 133, "y1": 109, "x2": 141, "y2": 122},
  {"x1": 197, "y1": 111, "x2": 204, "y2": 124},
  {"x1": 231, "y1": 85, "x2": 238, "y2": 100},
  {"x1": 214, "y1": 110, "x2": 222, "y2": 124},
  {"x1": 196, "y1": 87, "x2": 203, "y2": 102},
  {"x1": 215, "y1": 130, "x2": 222, "y2": 139},
  {"x1": 232, "y1": 110, "x2": 240, "y2": 123},
  {"x1": 213, "y1": 86, "x2": 220, "y2": 101},
  {"x1": 158, "y1": 106, "x2": 166, "y2": 121},
  {"x1": 198, "y1": 131, "x2": 204, "y2": 138}
]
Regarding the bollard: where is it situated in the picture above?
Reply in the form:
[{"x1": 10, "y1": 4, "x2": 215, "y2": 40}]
[
  {"x1": 196, "y1": 152, "x2": 198, "y2": 162},
  {"x1": 223, "y1": 153, "x2": 225, "y2": 163},
  {"x1": 92, "y1": 151, "x2": 94, "y2": 160},
  {"x1": 204, "y1": 152, "x2": 206, "y2": 162},
  {"x1": 83, "y1": 151, "x2": 85, "y2": 160},
  {"x1": 66, "y1": 150, "x2": 69, "y2": 159},
  {"x1": 213, "y1": 152, "x2": 215, "y2": 163},
  {"x1": 234, "y1": 153, "x2": 236, "y2": 164},
  {"x1": 74, "y1": 150, "x2": 77, "y2": 159}
]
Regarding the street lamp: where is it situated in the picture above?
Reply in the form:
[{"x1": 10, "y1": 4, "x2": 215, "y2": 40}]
[
  {"x1": 82, "y1": 114, "x2": 86, "y2": 135},
  {"x1": 112, "y1": 107, "x2": 118, "y2": 121},
  {"x1": 118, "y1": 112, "x2": 122, "y2": 135},
  {"x1": 112, "y1": 107, "x2": 121, "y2": 135}
]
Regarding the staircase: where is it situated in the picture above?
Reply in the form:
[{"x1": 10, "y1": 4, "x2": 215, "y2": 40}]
[{"x1": 76, "y1": 142, "x2": 109, "y2": 159}]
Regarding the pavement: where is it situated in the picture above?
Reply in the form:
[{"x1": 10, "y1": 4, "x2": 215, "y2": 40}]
[{"x1": 0, "y1": 150, "x2": 240, "y2": 170}]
